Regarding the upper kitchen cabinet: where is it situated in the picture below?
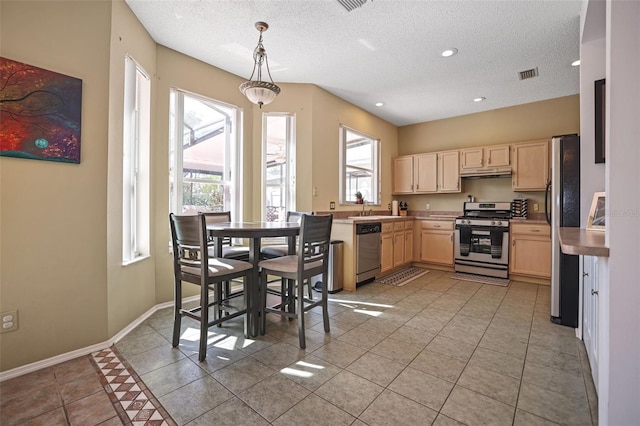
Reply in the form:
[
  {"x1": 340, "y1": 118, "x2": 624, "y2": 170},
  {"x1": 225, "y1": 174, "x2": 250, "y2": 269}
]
[
  {"x1": 392, "y1": 153, "x2": 437, "y2": 194},
  {"x1": 460, "y1": 144, "x2": 510, "y2": 171},
  {"x1": 511, "y1": 139, "x2": 550, "y2": 191},
  {"x1": 438, "y1": 150, "x2": 461, "y2": 192},
  {"x1": 392, "y1": 151, "x2": 459, "y2": 194}
]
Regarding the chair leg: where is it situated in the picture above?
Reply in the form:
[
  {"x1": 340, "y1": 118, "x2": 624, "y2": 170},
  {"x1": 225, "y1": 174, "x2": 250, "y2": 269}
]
[
  {"x1": 297, "y1": 278, "x2": 306, "y2": 349},
  {"x1": 199, "y1": 283, "x2": 209, "y2": 362},
  {"x1": 242, "y1": 276, "x2": 249, "y2": 338},
  {"x1": 215, "y1": 282, "x2": 223, "y2": 326},
  {"x1": 322, "y1": 273, "x2": 330, "y2": 333},
  {"x1": 260, "y1": 271, "x2": 267, "y2": 335},
  {"x1": 172, "y1": 279, "x2": 182, "y2": 347}
]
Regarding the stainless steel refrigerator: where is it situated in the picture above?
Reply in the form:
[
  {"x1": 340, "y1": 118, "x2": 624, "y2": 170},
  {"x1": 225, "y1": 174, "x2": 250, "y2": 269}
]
[{"x1": 545, "y1": 134, "x2": 580, "y2": 327}]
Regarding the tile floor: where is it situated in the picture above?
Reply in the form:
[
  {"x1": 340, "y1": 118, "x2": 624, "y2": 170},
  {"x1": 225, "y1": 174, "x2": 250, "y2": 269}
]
[{"x1": 0, "y1": 270, "x2": 598, "y2": 425}]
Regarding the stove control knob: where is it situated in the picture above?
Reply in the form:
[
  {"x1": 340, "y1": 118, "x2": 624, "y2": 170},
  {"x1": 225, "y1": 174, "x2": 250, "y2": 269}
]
[{"x1": 496, "y1": 221, "x2": 502, "y2": 226}]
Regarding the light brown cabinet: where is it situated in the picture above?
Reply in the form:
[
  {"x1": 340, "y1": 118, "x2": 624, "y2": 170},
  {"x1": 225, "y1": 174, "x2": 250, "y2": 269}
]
[
  {"x1": 393, "y1": 222, "x2": 405, "y2": 268},
  {"x1": 380, "y1": 223, "x2": 394, "y2": 273},
  {"x1": 392, "y1": 152, "x2": 459, "y2": 194},
  {"x1": 419, "y1": 220, "x2": 454, "y2": 266},
  {"x1": 404, "y1": 221, "x2": 414, "y2": 263},
  {"x1": 509, "y1": 222, "x2": 551, "y2": 278},
  {"x1": 512, "y1": 140, "x2": 549, "y2": 191},
  {"x1": 438, "y1": 151, "x2": 461, "y2": 192},
  {"x1": 460, "y1": 144, "x2": 510, "y2": 170},
  {"x1": 381, "y1": 220, "x2": 413, "y2": 273}
]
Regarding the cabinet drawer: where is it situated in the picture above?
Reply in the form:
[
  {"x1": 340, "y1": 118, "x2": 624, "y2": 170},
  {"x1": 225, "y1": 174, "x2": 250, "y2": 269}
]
[
  {"x1": 382, "y1": 223, "x2": 394, "y2": 233},
  {"x1": 404, "y1": 220, "x2": 414, "y2": 230},
  {"x1": 421, "y1": 220, "x2": 454, "y2": 231},
  {"x1": 511, "y1": 223, "x2": 550, "y2": 236},
  {"x1": 394, "y1": 221, "x2": 405, "y2": 231}
]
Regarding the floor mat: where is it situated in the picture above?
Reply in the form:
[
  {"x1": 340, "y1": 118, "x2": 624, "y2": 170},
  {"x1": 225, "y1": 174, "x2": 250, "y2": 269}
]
[
  {"x1": 91, "y1": 346, "x2": 176, "y2": 425},
  {"x1": 451, "y1": 272, "x2": 510, "y2": 287},
  {"x1": 376, "y1": 267, "x2": 429, "y2": 287}
]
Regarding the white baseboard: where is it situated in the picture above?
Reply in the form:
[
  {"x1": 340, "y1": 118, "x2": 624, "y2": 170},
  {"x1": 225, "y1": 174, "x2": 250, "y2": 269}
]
[{"x1": 0, "y1": 295, "x2": 199, "y2": 382}]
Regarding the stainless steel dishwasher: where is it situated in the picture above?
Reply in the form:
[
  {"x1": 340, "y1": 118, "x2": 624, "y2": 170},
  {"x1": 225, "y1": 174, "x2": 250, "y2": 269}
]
[{"x1": 355, "y1": 222, "x2": 381, "y2": 284}]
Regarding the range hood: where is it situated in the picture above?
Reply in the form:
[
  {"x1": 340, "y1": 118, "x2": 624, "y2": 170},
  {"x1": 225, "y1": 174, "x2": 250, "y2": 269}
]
[{"x1": 460, "y1": 165, "x2": 512, "y2": 178}]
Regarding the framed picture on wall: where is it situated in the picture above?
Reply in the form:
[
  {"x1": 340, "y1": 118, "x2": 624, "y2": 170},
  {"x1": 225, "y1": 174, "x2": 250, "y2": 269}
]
[
  {"x1": 594, "y1": 79, "x2": 605, "y2": 164},
  {"x1": 587, "y1": 192, "x2": 606, "y2": 231}
]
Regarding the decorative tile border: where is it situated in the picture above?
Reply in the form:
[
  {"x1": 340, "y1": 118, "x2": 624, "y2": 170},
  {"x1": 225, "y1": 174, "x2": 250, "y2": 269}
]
[{"x1": 91, "y1": 346, "x2": 176, "y2": 426}]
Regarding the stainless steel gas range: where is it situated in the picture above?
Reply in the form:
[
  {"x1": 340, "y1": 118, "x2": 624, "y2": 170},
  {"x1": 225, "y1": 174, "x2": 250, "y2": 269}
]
[{"x1": 454, "y1": 202, "x2": 512, "y2": 279}]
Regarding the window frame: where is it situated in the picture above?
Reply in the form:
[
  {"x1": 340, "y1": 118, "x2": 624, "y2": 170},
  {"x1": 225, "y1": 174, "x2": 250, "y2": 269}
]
[
  {"x1": 339, "y1": 125, "x2": 381, "y2": 205},
  {"x1": 261, "y1": 112, "x2": 296, "y2": 222},
  {"x1": 168, "y1": 89, "x2": 243, "y2": 221},
  {"x1": 122, "y1": 55, "x2": 151, "y2": 265}
]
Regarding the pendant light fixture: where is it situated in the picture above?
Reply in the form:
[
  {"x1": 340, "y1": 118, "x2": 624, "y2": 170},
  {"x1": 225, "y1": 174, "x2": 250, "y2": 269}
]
[{"x1": 239, "y1": 21, "x2": 281, "y2": 108}]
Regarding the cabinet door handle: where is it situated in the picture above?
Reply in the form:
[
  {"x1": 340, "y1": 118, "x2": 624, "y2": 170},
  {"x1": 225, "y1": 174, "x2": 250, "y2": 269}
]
[
  {"x1": 433, "y1": 224, "x2": 441, "y2": 228},
  {"x1": 591, "y1": 289, "x2": 599, "y2": 296},
  {"x1": 583, "y1": 272, "x2": 589, "y2": 277},
  {"x1": 487, "y1": 157, "x2": 491, "y2": 165},
  {"x1": 530, "y1": 229, "x2": 540, "y2": 232},
  {"x1": 450, "y1": 233, "x2": 453, "y2": 241}
]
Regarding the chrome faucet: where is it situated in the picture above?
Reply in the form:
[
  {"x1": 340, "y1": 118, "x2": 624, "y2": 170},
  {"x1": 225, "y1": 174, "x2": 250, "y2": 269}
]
[{"x1": 360, "y1": 202, "x2": 372, "y2": 216}]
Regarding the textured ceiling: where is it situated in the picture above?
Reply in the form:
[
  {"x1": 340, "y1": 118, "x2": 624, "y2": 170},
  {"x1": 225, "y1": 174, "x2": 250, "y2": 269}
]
[{"x1": 125, "y1": 0, "x2": 582, "y2": 126}]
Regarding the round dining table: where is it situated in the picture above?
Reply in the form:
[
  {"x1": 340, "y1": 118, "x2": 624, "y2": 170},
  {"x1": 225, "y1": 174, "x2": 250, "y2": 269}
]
[{"x1": 206, "y1": 221, "x2": 300, "y2": 337}]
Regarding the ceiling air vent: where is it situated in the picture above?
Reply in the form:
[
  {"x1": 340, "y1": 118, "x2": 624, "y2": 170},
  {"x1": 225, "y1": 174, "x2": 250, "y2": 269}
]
[
  {"x1": 337, "y1": 0, "x2": 368, "y2": 12},
  {"x1": 519, "y1": 67, "x2": 539, "y2": 80}
]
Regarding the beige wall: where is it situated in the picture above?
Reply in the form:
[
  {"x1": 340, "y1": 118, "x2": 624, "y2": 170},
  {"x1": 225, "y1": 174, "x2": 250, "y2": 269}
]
[
  {"x1": 105, "y1": 0, "x2": 158, "y2": 337},
  {"x1": 397, "y1": 95, "x2": 580, "y2": 211},
  {"x1": 309, "y1": 87, "x2": 399, "y2": 213},
  {"x1": 153, "y1": 45, "x2": 256, "y2": 303},
  {"x1": 0, "y1": 1, "x2": 112, "y2": 370},
  {"x1": 0, "y1": 0, "x2": 580, "y2": 373}
]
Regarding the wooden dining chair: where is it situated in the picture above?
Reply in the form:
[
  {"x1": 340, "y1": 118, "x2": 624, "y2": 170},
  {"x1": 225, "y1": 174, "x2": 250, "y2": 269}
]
[
  {"x1": 260, "y1": 211, "x2": 313, "y2": 310},
  {"x1": 201, "y1": 211, "x2": 250, "y2": 261},
  {"x1": 258, "y1": 214, "x2": 333, "y2": 349},
  {"x1": 169, "y1": 213, "x2": 252, "y2": 361},
  {"x1": 260, "y1": 211, "x2": 310, "y2": 258}
]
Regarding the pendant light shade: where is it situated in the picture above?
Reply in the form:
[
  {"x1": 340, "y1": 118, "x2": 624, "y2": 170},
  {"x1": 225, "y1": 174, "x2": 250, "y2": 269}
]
[{"x1": 239, "y1": 22, "x2": 280, "y2": 108}]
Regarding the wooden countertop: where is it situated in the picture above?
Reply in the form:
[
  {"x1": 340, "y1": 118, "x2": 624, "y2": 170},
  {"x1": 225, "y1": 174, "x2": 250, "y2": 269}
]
[{"x1": 558, "y1": 228, "x2": 609, "y2": 257}]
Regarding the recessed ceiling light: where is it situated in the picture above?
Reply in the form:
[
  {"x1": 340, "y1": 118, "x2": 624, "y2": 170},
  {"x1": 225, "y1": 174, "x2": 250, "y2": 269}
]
[
  {"x1": 571, "y1": 60, "x2": 581, "y2": 67},
  {"x1": 375, "y1": 102, "x2": 384, "y2": 107},
  {"x1": 473, "y1": 97, "x2": 486, "y2": 102},
  {"x1": 441, "y1": 48, "x2": 458, "y2": 57}
]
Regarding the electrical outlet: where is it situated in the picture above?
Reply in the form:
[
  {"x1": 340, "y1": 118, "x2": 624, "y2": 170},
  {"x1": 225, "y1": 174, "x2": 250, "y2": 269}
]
[
  {"x1": 1, "y1": 310, "x2": 18, "y2": 333},
  {"x1": 426, "y1": 203, "x2": 431, "y2": 210},
  {"x1": 533, "y1": 203, "x2": 539, "y2": 211},
  {"x1": 329, "y1": 201, "x2": 335, "y2": 210},
  {"x1": 313, "y1": 186, "x2": 318, "y2": 197}
]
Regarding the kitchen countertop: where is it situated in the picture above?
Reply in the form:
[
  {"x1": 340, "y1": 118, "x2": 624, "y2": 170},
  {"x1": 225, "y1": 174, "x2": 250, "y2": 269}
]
[
  {"x1": 558, "y1": 227, "x2": 609, "y2": 257},
  {"x1": 335, "y1": 216, "x2": 550, "y2": 224},
  {"x1": 510, "y1": 218, "x2": 549, "y2": 225},
  {"x1": 334, "y1": 215, "x2": 417, "y2": 224}
]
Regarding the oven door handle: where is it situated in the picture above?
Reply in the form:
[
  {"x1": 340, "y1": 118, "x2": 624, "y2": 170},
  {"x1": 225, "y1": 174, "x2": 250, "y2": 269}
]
[{"x1": 465, "y1": 227, "x2": 509, "y2": 234}]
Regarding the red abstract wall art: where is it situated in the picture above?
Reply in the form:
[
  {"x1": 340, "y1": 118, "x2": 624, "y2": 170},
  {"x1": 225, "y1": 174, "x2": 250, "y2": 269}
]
[{"x1": 1, "y1": 57, "x2": 82, "y2": 163}]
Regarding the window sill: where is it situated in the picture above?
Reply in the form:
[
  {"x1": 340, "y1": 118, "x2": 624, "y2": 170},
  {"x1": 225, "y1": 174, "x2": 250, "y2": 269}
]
[{"x1": 122, "y1": 255, "x2": 150, "y2": 267}]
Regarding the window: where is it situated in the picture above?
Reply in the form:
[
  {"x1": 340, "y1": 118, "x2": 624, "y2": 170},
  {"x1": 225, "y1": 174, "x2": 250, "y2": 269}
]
[
  {"x1": 339, "y1": 125, "x2": 380, "y2": 204},
  {"x1": 262, "y1": 113, "x2": 295, "y2": 222},
  {"x1": 169, "y1": 90, "x2": 241, "y2": 218},
  {"x1": 122, "y1": 56, "x2": 150, "y2": 264}
]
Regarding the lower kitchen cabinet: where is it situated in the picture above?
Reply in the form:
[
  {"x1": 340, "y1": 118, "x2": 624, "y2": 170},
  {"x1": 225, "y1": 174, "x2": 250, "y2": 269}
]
[
  {"x1": 404, "y1": 221, "x2": 414, "y2": 263},
  {"x1": 393, "y1": 221, "x2": 405, "y2": 268},
  {"x1": 509, "y1": 222, "x2": 551, "y2": 278},
  {"x1": 381, "y1": 220, "x2": 414, "y2": 274},
  {"x1": 582, "y1": 255, "x2": 599, "y2": 389},
  {"x1": 419, "y1": 220, "x2": 454, "y2": 266}
]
